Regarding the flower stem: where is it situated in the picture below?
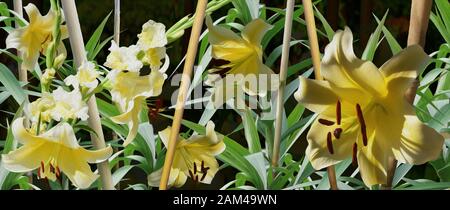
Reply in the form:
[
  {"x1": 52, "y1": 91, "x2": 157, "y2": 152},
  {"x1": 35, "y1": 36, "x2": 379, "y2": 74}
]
[
  {"x1": 302, "y1": 0, "x2": 339, "y2": 190},
  {"x1": 159, "y1": 0, "x2": 207, "y2": 190},
  {"x1": 61, "y1": 0, "x2": 115, "y2": 190},
  {"x1": 272, "y1": 0, "x2": 295, "y2": 169},
  {"x1": 385, "y1": 0, "x2": 432, "y2": 190}
]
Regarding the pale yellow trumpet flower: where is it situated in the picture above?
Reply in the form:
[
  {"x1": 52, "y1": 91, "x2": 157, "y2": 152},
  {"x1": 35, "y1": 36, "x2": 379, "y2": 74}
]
[
  {"x1": 295, "y1": 27, "x2": 444, "y2": 187},
  {"x1": 2, "y1": 118, "x2": 112, "y2": 189}
]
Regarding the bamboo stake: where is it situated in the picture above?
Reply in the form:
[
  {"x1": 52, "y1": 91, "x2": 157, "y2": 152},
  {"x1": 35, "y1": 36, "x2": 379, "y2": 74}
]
[
  {"x1": 112, "y1": 0, "x2": 121, "y2": 190},
  {"x1": 13, "y1": 0, "x2": 33, "y2": 185},
  {"x1": 13, "y1": 0, "x2": 27, "y2": 84},
  {"x1": 272, "y1": 0, "x2": 295, "y2": 168},
  {"x1": 61, "y1": 0, "x2": 115, "y2": 190},
  {"x1": 159, "y1": 0, "x2": 207, "y2": 190},
  {"x1": 114, "y1": 0, "x2": 120, "y2": 44},
  {"x1": 303, "y1": 0, "x2": 321, "y2": 80},
  {"x1": 384, "y1": 0, "x2": 432, "y2": 190},
  {"x1": 302, "y1": 0, "x2": 338, "y2": 190}
]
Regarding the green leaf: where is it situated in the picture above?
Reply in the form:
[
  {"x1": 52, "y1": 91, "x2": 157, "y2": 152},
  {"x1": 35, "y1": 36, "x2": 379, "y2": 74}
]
[
  {"x1": 266, "y1": 40, "x2": 305, "y2": 67},
  {"x1": 86, "y1": 12, "x2": 111, "y2": 60},
  {"x1": 374, "y1": 15, "x2": 402, "y2": 55},
  {"x1": 313, "y1": 5, "x2": 334, "y2": 42},
  {"x1": 392, "y1": 163, "x2": 413, "y2": 186},
  {"x1": 0, "y1": 63, "x2": 27, "y2": 104},
  {"x1": 231, "y1": 0, "x2": 253, "y2": 24},
  {"x1": 241, "y1": 108, "x2": 262, "y2": 153},
  {"x1": 362, "y1": 11, "x2": 388, "y2": 61},
  {"x1": 112, "y1": 165, "x2": 134, "y2": 187}
]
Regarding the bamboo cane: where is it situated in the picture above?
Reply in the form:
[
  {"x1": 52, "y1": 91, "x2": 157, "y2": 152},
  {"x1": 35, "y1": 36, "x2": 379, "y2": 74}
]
[
  {"x1": 112, "y1": 0, "x2": 121, "y2": 189},
  {"x1": 61, "y1": 0, "x2": 115, "y2": 190},
  {"x1": 302, "y1": 0, "x2": 338, "y2": 190},
  {"x1": 13, "y1": 0, "x2": 33, "y2": 184},
  {"x1": 13, "y1": 0, "x2": 27, "y2": 84},
  {"x1": 272, "y1": 0, "x2": 295, "y2": 169},
  {"x1": 114, "y1": 0, "x2": 120, "y2": 44},
  {"x1": 159, "y1": 0, "x2": 207, "y2": 190},
  {"x1": 384, "y1": 0, "x2": 432, "y2": 190}
]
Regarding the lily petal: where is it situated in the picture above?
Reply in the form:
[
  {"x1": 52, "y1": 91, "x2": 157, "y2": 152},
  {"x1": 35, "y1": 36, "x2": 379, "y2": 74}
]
[
  {"x1": 58, "y1": 147, "x2": 99, "y2": 189},
  {"x1": 12, "y1": 117, "x2": 43, "y2": 145},
  {"x1": 110, "y1": 97, "x2": 145, "y2": 146},
  {"x1": 158, "y1": 126, "x2": 173, "y2": 149},
  {"x1": 393, "y1": 105, "x2": 444, "y2": 164},
  {"x1": 380, "y1": 45, "x2": 430, "y2": 98},
  {"x1": 295, "y1": 77, "x2": 338, "y2": 113},
  {"x1": 357, "y1": 132, "x2": 392, "y2": 187},
  {"x1": 322, "y1": 27, "x2": 387, "y2": 98},
  {"x1": 205, "y1": 15, "x2": 242, "y2": 44},
  {"x1": 76, "y1": 146, "x2": 113, "y2": 164},
  {"x1": 1, "y1": 141, "x2": 50, "y2": 172},
  {"x1": 306, "y1": 115, "x2": 357, "y2": 169},
  {"x1": 241, "y1": 19, "x2": 273, "y2": 46},
  {"x1": 137, "y1": 20, "x2": 167, "y2": 50}
]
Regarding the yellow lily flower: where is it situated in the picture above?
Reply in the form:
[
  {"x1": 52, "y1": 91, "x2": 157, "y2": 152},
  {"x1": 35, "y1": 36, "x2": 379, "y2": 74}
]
[
  {"x1": 6, "y1": 3, "x2": 68, "y2": 71},
  {"x1": 1, "y1": 118, "x2": 113, "y2": 189},
  {"x1": 137, "y1": 20, "x2": 167, "y2": 71},
  {"x1": 64, "y1": 61, "x2": 100, "y2": 94},
  {"x1": 148, "y1": 121, "x2": 225, "y2": 188},
  {"x1": 295, "y1": 27, "x2": 444, "y2": 187},
  {"x1": 137, "y1": 20, "x2": 167, "y2": 50},
  {"x1": 205, "y1": 16, "x2": 276, "y2": 106},
  {"x1": 107, "y1": 69, "x2": 166, "y2": 146},
  {"x1": 28, "y1": 87, "x2": 89, "y2": 123},
  {"x1": 104, "y1": 41, "x2": 143, "y2": 72}
]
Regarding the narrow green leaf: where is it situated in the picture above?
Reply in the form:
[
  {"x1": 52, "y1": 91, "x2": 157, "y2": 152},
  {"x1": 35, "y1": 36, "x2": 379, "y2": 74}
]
[
  {"x1": 241, "y1": 108, "x2": 262, "y2": 153},
  {"x1": 362, "y1": 11, "x2": 388, "y2": 61},
  {"x1": 0, "y1": 63, "x2": 27, "y2": 104}
]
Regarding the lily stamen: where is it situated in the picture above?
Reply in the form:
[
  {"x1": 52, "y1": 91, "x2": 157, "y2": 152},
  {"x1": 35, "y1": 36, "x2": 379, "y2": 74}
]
[
  {"x1": 356, "y1": 104, "x2": 368, "y2": 146},
  {"x1": 326, "y1": 132, "x2": 334, "y2": 154},
  {"x1": 188, "y1": 169, "x2": 194, "y2": 179},
  {"x1": 193, "y1": 162, "x2": 197, "y2": 174},
  {"x1": 352, "y1": 143, "x2": 358, "y2": 167},
  {"x1": 336, "y1": 100, "x2": 341, "y2": 125},
  {"x1": 200, "y1": 172, "x2": 207, "y2": 182},
  {"x1": 40, "y1": 161, "x2": 45, "y2": 173},
  {"x1": 56, "y1": 167, "x2": 61, "y2": 179},
  {"x1": 333, "y1": 128, "x2": 342, "y2": 139},
  {"x1": 49, "y1": 163, "x2": 55, "y2": 174},
  {"x1": 318, "y1": 119, "x2": 335, "y2": 126}
]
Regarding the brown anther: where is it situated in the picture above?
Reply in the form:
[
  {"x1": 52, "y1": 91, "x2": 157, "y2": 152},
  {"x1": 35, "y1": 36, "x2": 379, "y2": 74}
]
[
  {"x1": 188, "y1": 170, "x2": 194, "y2": 179},
  {"x1": 352, "y1": 143, "x2": 358, "y2": 167},
  {"x1": 40, "y1": 161, "x2": 45, "y2": 173},
  {"x1": 193, "y1": 162, "x2": 197, "y2": 174},
  {"x1": 333, "y1": 128, "x2": 342, "y2": 139},
  {"x1": 200, "y1": 172, "x2": 207, "y2": 182},
  {"x1": 326, "y1": 132, "x2": 334, "y2": 154},
  {"x1": 192, "y1": 174, "x2": 199, "y2": 184},
  {"x1": 318, "y1": 119, "x2": 335, "y2": 126},
  {"x1": 336, "y1": 101, "x2": 341, "y2": 125},
  {"x1": 201, "y1": 160, "x2": 205, "y2": 170},
  {"x1": 49, "y1": 163, "x2": 55, "y2": 174},
  {"x1": 356, "y1": 104, "x2": 368, "y2": 146},
  {"x1": 56, "y1": 167, "x2": 61, "y2": 178}
]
